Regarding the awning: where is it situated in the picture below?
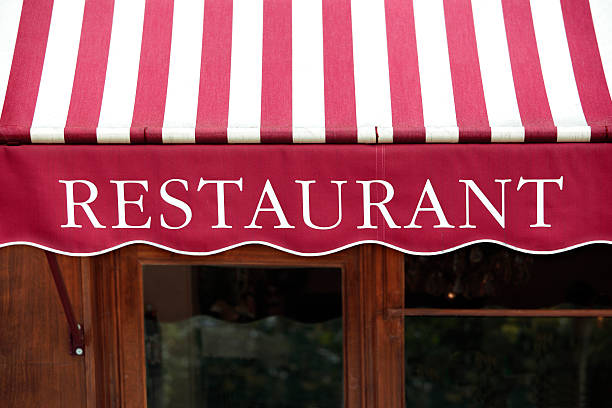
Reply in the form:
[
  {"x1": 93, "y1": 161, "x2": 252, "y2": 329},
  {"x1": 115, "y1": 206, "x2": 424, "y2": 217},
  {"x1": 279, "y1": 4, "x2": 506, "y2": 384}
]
[
  {"x1": 1, "y1": 0, "x2": 611, "y2": 144},
  {"x1": 0, "y1": 144, "x2": 610, "y2": 255},
  {"x1": 0, "y1": 0, "x2": 611, "y2": 256}
]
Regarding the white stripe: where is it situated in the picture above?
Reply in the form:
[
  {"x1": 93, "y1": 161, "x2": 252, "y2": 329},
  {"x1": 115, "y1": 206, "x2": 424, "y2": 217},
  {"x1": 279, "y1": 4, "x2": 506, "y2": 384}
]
[
  {"x1": 292, "y1": 128, "x2": 326, "y2": 143},
  {"x1": 530, "y1": 0, "x2": 589, "y2": 141},
  {"x1": 227, "y1": 128, "x2": 260, "y2": 143},
  {"x1": 0, "y1": 0, "x2": 23, "y2": 118},
  {"x1": 292, "y1": 0, "x2": 325, "y2": 143},
  {"x1": 557, "y1": 126, "x2": 591, "y2": 142},
  {"x1": 377, "y1": 127, "x2": 393, "y2": 143},
  {"x1": 97, "y1": 0, "x2": 146, "y2": 143},
  {"x1": 351, "y1": 0, "x2": 392, "y2": 143},
  {"x1": 96, "y1": 128, "x2": 132, "y2": 144},
  {"x1": 425, "y1": 127, "x2": 459, "y2": 143},
  {"x1": 589, "y1": 0, "x2": 612, "y2": 101},
  {"x1": 162, "y1": 128, "x2": 199, "y2": 144},
  {"x1": 490, "y1": 127, "x2": 526, "y2": 143},
  {"x1": 227, "y1": 0, "x2": 263, "y2": 143},
  {"x1": 413, "y1": 0, "x2": 458, "y2": 142},
  {"x1": 27, "y1": 128, "x2": 66, "y2": 144},
  {"x1": 471, "y1": 0, "x2": 524, "y2": 142},
  {"x1": 30, "y1": 0, "x2": 85, "y2": 143},
  {"x1": 162, "y1": 0, "x2": 205, "y2": 144},
  {"x1": 357, "y1": 127, "x2": 376, "y2": 143}
]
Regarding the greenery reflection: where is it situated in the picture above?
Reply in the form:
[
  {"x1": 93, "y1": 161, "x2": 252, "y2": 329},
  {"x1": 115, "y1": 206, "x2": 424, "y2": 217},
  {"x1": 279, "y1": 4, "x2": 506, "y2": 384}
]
[
  {"x1": 147, "y1": 315, "x2": 343, "y2": 408},
  {"x1": 405, "y1": 317, "x2": 612, "y2": 408}
]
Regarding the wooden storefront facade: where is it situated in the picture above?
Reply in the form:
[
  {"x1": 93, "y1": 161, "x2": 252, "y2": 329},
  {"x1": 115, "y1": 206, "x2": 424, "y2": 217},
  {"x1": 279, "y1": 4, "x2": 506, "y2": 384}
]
[
  {"x1": 1, "y1": 244, "x2": 406, "y2": 407},
  {"x1": 3, "y1": 242, "x2": 612, "y2": 407}
]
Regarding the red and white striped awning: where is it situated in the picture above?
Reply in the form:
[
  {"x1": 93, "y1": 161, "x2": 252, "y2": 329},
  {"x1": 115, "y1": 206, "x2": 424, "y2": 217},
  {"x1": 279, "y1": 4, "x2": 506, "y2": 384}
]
[{"x1": 0, "y1": 0, "x2": 611, "y2": 144}]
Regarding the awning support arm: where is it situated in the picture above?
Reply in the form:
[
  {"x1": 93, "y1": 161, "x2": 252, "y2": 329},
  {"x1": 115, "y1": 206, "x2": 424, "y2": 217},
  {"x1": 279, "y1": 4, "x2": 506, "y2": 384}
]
[{"x1": 44, "y1": 251, "x2": 85, "y2": 356}]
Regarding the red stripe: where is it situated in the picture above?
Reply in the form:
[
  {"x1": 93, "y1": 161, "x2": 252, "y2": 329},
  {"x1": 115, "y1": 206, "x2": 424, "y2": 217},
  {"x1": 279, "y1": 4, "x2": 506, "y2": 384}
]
[
  {"x1": 64, "y1": 0, "x2": 115, "y2": 144},
  {"x1": 322, "y1": 0, "x2": 357, "y2": 143},
  {"x1": 384, "y1": 0, "x2": 425, "y2": 143},
  {"x1": 260, "y1": 0, "x2": 292, "y2": 143},
  {"x1": 196, "y1": 0, "x2": 233, "y2": 144},
  {"x1": 444, "y1": 0, "x2": 490, "y2": 143},
  {"x1": 0, "y1": 0, "x2": 54, "y2": 144},
  {"x1": 130, "y1": 0, "x2": 174, "y2": 144},
  {"x1": 501, "y1": 0, "x2": 555, "y2": 142},
  {"x1": 560, "y1": 0, "x2": 612, "y2": 142}
]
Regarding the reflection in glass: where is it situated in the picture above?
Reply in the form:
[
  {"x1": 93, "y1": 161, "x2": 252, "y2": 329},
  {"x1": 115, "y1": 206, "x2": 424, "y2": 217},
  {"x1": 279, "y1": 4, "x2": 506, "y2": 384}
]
[
  {"x1": 405, "y1": 317, "x2": 612, "y2": 408},
  {"x1": 143, "y1": 265, "x2": 342, "y2": 408},
  {"x1": 405, "y1": 244, "x2": 612, "y2": 309},
  {"x1": 404, "y1": 244, "x2": 612, "y2": 407}
]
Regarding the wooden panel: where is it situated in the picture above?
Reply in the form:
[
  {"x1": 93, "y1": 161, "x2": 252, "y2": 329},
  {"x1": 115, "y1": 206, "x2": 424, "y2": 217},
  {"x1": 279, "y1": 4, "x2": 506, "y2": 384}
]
[
  {"x1": 340, "y1": 246, "x2": 365, "y2": 408},
  {"x1": 0, "y1": 246, "x2": 87, "y2": 408},
  {"x1": 117, "y1": 247, "x2": 147, "y2": 408},
  {"x1": 88, "y1": 251, "x2": 121, "y2": 408},
  {"x1": 361, "y1": 245, "x2": 404, "y2": 408}
]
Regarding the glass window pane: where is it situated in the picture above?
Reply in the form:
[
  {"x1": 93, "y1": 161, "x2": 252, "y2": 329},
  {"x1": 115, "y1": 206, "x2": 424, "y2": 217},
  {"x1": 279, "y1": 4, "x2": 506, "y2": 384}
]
[
  {"x1": 143, "y1": 265, "x2": 343, "y2": 408},
  {"x1": 405, "y1": 244, "x2": 612, "y2": 309},
  {"x1": 405, "y1": 316, "x2": 612, "y2": 408}
]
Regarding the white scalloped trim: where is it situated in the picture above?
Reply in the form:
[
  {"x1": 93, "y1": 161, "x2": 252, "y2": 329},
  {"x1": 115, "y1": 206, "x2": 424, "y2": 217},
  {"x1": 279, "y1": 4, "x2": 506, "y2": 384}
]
[{"x1": 0, "y1": 240, "x2": 610, "y2": 257}]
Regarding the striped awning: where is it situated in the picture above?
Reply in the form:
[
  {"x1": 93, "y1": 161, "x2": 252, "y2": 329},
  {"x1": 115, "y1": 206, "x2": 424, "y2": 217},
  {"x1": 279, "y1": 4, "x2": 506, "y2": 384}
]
[{"x1": 0, "y1": 0, "x2": 610, "y2": 144}]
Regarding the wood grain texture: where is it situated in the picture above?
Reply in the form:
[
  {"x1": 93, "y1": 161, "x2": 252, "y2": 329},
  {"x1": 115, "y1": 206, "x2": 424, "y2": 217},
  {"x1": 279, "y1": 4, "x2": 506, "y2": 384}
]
[
  {"x1": 81, "y1": 257, "x2": 97, "y2": 408},
  {"x1": 0, "y1": 246, "x2": 87, "y2": 408},
  {"x1": 360, "y1": 245, "x2": 405, "y2": 408},
  {"x1": 88, "y1": 251, "x2": 121, "y2": 408}
]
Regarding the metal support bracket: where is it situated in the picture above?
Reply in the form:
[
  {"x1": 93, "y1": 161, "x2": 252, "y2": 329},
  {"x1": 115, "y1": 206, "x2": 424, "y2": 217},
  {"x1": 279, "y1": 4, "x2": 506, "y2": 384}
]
[{"x1": 45, "y1": 251, "x2": 85, "y2": 356}]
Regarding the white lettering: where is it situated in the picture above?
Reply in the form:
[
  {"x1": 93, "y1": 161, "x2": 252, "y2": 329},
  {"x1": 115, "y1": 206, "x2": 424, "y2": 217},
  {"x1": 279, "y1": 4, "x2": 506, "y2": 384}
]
[
  {"x1": 356, "y1": 180, "x2": 400, "y2": 229},
  {"x1": 160, "y1": 179, "x2": 192, "y2": 230},
  {"x1": 406, "y1": 179, "x2": 454, "y2": 229},
  {"x1": 517, "y1": 176, "x2": 563, "y2": 227},
  {"x1": 245, "y1": 180, "x2": 295, "y2": 229},
  {"x1": 59, "y1": 180, "x2": 105, "y2": 228},
  {"x1": 110, "y1": 180, "x2": 151, "y2": 229},
  {"x1": 197, "y1": 179, "x2": 243, "y2": 228},
  {"x1": 296, "y1": 180, "x2": 346, "y2": 230},
  {"x1": 459, "y1": 179, "x2": 511, "y2": 228}
]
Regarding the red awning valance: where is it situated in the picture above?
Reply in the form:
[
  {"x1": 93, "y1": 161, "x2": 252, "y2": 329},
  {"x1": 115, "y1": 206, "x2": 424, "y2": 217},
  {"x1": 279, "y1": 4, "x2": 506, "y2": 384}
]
[
  {"x1": 0, "y1": 0, "x2": 611, "y2": 144},
  {"x1": 1, "y1": 144, "x2": 610, "y2": 255}
]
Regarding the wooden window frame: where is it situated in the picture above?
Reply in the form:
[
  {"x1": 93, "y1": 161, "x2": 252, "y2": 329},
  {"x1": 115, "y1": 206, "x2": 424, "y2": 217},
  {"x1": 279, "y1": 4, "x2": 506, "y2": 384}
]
[
  {"x1": 83, "y1": 243, "x2": 610, "y2": 408},
  {"x1": 86, "y1": 244, "x2": 405, "y2": 408},
  {"x1": 390, "y1": 309, "x2": 612, "y2": 317}
]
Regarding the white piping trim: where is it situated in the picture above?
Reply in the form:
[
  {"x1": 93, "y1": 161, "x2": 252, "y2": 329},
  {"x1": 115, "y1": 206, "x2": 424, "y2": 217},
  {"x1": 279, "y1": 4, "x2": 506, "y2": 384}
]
[{"x1": 1, "y1": 240, "x2": 610, "y2": 258}]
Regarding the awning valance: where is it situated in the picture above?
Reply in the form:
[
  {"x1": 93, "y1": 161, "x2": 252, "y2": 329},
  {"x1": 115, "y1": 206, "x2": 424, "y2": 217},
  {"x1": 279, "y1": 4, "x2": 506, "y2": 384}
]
[
  {"x1": 1, "y1": 144, "x2": 610, "y2": 255},
  {"x1": 1, "y1": 0, "x2": 611, "y2": 144}
]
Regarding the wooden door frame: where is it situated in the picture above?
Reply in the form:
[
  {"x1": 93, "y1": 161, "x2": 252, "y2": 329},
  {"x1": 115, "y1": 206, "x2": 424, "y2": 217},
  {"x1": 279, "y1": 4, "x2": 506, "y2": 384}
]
[{"x1": 85, "y1": 244, "x2": 404, "y2": 408}]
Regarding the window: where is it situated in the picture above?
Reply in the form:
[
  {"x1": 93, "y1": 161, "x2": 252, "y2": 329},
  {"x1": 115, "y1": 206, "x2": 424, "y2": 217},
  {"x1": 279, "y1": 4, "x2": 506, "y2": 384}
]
[
  {"x1": 142, "y1": 264, "x2": 343, "y2": 408},
  {"x1": 88, "y1": 244, "x2": 394, "y2": 408},
  {"x1": 401, "y1": 244, "x2": 612, "y2": 408},
  {"x1": 86, "y1": 243, "x2": 610, "y2": 407}
]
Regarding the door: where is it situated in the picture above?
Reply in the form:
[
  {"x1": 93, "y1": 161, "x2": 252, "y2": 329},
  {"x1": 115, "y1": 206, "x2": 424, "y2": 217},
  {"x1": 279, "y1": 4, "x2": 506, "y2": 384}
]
[{"x1": 86, "y1": 244, "x2": 404, "y2": 408}]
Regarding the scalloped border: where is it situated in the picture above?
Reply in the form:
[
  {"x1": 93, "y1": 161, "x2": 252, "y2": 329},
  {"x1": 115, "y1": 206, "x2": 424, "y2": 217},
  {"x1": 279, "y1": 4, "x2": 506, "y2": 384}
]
[{"x1": 1, "y1": 239, "x2": 610, "y2": 257}]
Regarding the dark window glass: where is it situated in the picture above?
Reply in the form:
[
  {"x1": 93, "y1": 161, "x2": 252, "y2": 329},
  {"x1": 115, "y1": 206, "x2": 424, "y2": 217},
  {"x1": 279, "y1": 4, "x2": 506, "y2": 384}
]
[
  {"x1": 404, "y1": 244, "x2": 612, "y2": 408},
  {"x1": 405, "y1": 317, "x2": 612, "y2": 408},
  {"x1": 405, "y1": 244, "x2": 612, "y2": 309},
  {"x1": 143, "y1": 265, "x2": 342, "y2": 408}
]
